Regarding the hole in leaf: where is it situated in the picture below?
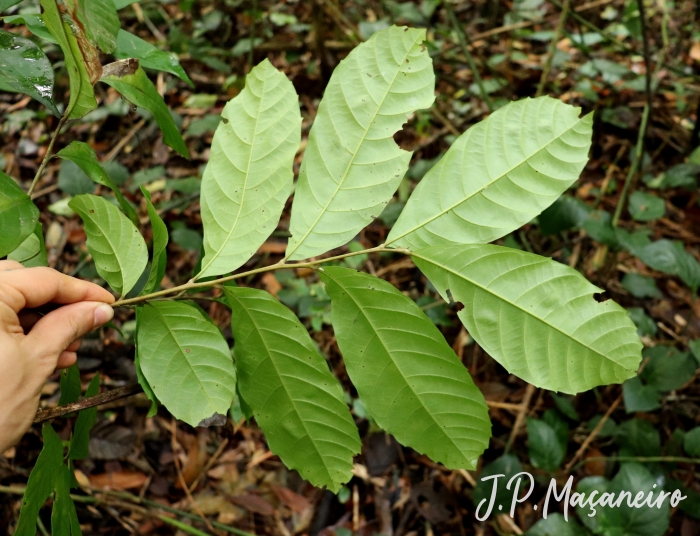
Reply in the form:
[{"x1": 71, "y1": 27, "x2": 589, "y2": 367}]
[{"x1": 593, "y1": 292, "x2": 609, "y2": 303}]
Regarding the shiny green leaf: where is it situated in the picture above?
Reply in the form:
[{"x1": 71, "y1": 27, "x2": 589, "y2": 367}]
[
  {"x1": 57, "y1": 141, "x2": 138, "y2": 224},
  {"x1": 0, "y1": 0, "x2": 22, "y2": 12},
  {"x1": 387, "y1": 97, "x2": 593, "y2": 249},
  {"x1": 0, "y1": 170, "x2": 39, "y2": 257},
  {"x1": 137, "y1": 301, "x2": 236, "y2": 427},
  {"x1": 527, "y1": 417, "x2": 564, "y2": 472},
  {"x1": 320, "y1": 266, "x2": 490, "y2": 470},
  {"x1": 0, "y1": 29, "x2": 60, "y2": 116},
  {"x1": 225, "y1": 286, "x2": 360, "y2": 491},
  {"x1": 286, "y1": 25, "x2": 435, "y2": 260},
  {"x1": 114, "y1": 30, "x2": 193, "y2": 86},
  {"x1": 413, "y1": 245, "x2": 643, "y2": 394},
  {"x1": 135, "y1": 306, "x2": 159, "y2": 417},
  {"x1": 41, "y1": 0, "x2": 98, "y2": 120},
  {"x1": 2, "y1": 14, "x2": 57, "y2": 43},
  {"x1": 198, "y1": 59, "x2": 300, "y2": 278},
  {"x1": 68, "y1": 194, "x2": 148, "y2": 296},
  {"x1": 101, "y1": 65, "x2": 188, "y2": 157}
]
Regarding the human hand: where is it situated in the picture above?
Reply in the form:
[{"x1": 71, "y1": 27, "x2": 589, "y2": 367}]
[{"x1": 0, "y1": 261, "x2": 115, "y2": 453}]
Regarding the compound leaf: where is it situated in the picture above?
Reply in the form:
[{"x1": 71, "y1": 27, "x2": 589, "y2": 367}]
[
  {"x1": 41, "y1": 0, "x2": 98, "y2": 120},
  {"x1": 320, "y1": 266, "x2": 490, "y2": 470},
  {"x1": 68, "y1": 194, "x2": 148, "y2": 296},
  {"x1": 386, "y1": 97, "x2": 593, "y2": 249},
  {"x1": 57, "y1": 141, "x2": 138, "y2": 225},
  {"x1": 286, "y1": 25, "x2": 435, "y2": 260},
  {"x1": 413, "y1": 245, "x2": 643, "y2": 394},
  {"x1": 0, "y1": 29, "x2": 60, "y2": 116},
  {"x1": 8, "y1": 222, "x2": 46, "y2": 267},
  {"x1": 0, "y1": 170, "x2": 39, "y2": 257},
  {"x1": 140, "y1": 187, "x2": 169, "y2": 295},
  {"x1": 114, "y1": 29, "x2": 193, "y2": 86},
  {"x1": 137, "y1": 301, "x2": 236, "y2": 427},
  {"x1": 225, "y1": 286, "x2": 361, "y2": 491},
  {"x1": 199, "y1": 59, "x2": 300, "y2": 278},
  {"x1": 101, "y1": 64, "x2": 188, "y2": 158}
]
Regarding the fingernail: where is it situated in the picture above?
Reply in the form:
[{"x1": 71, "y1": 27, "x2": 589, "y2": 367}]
[{"x1": 94, "y1": 303, "x2": 114, "y2": 327}]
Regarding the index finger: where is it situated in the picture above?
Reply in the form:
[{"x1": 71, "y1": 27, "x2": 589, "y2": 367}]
[{"x1": 0, "y1": 267, "x2": 114, "y2": 312}]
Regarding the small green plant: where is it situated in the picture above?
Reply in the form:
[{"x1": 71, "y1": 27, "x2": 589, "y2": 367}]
[{"x1": 0, "y1": 4, "x2": 645, "y2": 531}]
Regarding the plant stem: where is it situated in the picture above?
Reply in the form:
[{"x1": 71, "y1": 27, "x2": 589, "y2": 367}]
[
  {"x1": 612, "y1": 0, "x2": 664, "y2": 227},
  {"x1": 34, "y1": 384, "x2": 143, "y2": 423},
  {"x1": 535, "y1": 0, "x2": 570, "y2": 97},
  {"x1": 27, "y1": 114, "x2": 68, "y2": 197},
  {"x1": 444, "y1": 2, "x2": 494, "y2": 112},
  {"x1": 113, "y1": 245, "x2": 406, "y2": 307}
]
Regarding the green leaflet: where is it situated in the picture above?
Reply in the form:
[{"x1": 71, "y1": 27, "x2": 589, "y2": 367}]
[
  {"x1": 198, "y1": 59, "x2": 301, "y2": 278},
  {"x1": 286, "y1": 25, "x2": 435, "y2": 261},
  {"x1": 0, "y1": 0, "x2": 22, "y2": 11},
  {"x1": 59, "y1": 364, "x2": 82, "y2": 406},
  {"x1": 320, "y1": 267, "x2": 490, "y2": 470},
  {"x1": 8, "y1": 222, "x2": 47, "y2": 267},
  {"x1": 16, "y1": 425, "x2": 81, "y2": 536},
  {"x1": 114, "y1": 30, "x2": 193, "y2": 86},
  {"x1": 135, "y1": 306, "x2": 160, "y2": 417},
  {"x1": 74, "y1": 0, "x2": 120, "y2": 54},
  {"x1": 0, "y1": 29, "x2": 60, "y2": 116},
  {"x1": 2, "y1": 14, "x2": 56, "y2": 43},
  {"x1": 224, "y1": 286, "x2": 360, "y2": 491},
  {"x1": 386, "y1": 97, "x2": 593, "y2": 249},
  {"x1": 0, "y1": 170, "x2": 39, "y2": 257},
  {"x1": 101, "y1": 65, "x2": 188, "y2": 158},
  {"x1": 413, "y1": 245, "x2": 643, "y2": 394},
  {"x1": 41, "y1": 0, "x2": 98, "y2": 120},
  {"x1": 57, "y1": 141, "x2": 139, "y2": 225},
  {"x1": 140, "y1": 187, "x2": 169, "y2": 295},
  {"x1": 137, "y1": 301, "x2": 237, "y2": 427},
  {"x1": 68, "y1": 373, "x2": 100, "y2": 460},
  {"x1": 68, "y1": 194, "x2": 148, "y2": 296}
]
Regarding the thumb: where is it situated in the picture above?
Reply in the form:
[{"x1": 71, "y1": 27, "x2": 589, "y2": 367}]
[{"x1": 23, "y1": 301, "x2": 114, "y2": 363}]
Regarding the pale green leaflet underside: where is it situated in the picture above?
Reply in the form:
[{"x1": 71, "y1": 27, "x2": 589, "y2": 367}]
[
  {"x1": 225, "y1": 286, "x2": 360, "y2": 492},
  {"x1": 137, "y1": 301, "x2": 237, "y2": 427},
  {"x1": 321, "y1": 267, "x2": 491, "y2": 470},
  {"x1": 68, "y1": 194, "x2": 147, "y2": 297},
  {"x1": 386, "y1": 97, "x2": 593, "y2": 249},
  {"x1": 413, "y1": 245, "x2": 643, "y2": 394},
  {"x1": 286, "y1": 25, "x2": 435, "y2": 260},
  {"x1": 199, "y1": 59, "x2": 301, "y2": 278}
]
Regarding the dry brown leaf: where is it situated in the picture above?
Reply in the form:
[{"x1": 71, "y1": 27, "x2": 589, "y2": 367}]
[
  {"x1": 89, "y1": 470, "x2": 148, "y2": 490},
  {"x1": 230, "y1": 493, "x2": 275, "y2": 516},
  {"x1": 261, "y1": 272, "x2": 282, "y2": 296},
  {"x1": 272, "y1": 485, "x2": 310, "y2": 514},
  {"x1": 257, "y1": 241, "x2": 287, "y2": 254},
  {"x1": 691, "y1": 41, "x2": 700, "y2": 61}
]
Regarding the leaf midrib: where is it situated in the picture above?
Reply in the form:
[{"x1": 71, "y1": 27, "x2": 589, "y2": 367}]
[
  {"x1": 412, "y1": 250, "x2": 637, "y2": 378},
  {"x1": 286, "y1": 33, "x2": 422, "y2": 260},
  {"x1": 229, "y1": 292, "x2": 338, "y2": 485},
  {"x1": 198, "y1": 70, "x2": 267, "y2": 278},
  {"x1": 385, "y1": 113, "x2": 588, "y2": 247},
  {"x1": 327, "y1": 273, "x2": 467, "y2": 458}
]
